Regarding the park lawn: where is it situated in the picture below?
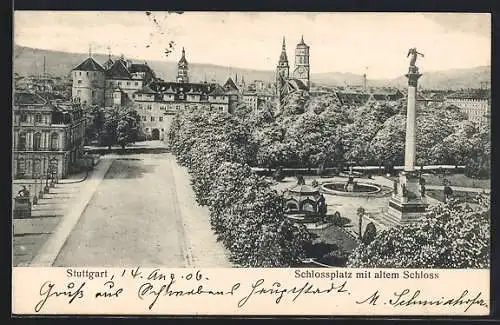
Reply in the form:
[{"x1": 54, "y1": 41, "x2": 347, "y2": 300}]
[
  {"x1": 422, "y1": 173, "x2": 490, "y2": 189},
  {"x1": 426, "y1": 189, "x2": 480, "y2": 203}
]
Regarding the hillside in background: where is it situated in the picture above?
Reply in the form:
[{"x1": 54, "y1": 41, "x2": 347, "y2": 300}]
[{"x1": 14, "y1": 45, "x2": 490, "y2": 90}]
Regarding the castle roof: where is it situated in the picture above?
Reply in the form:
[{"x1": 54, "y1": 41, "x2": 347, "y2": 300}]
[
  {"x1": 136, "y1": 84, "x2": 157, "y2": 94},
  {"x1": 223, "y1": 77, "x2": 239, "y2": 92},
  {"x1": 209, "y1": 84, "x2": 226, "y2": 96},
  {"x1": 73, "y1": 57, "x2": 105, "y2": 72},
  {"x1": 106, "y1": 60, "x2": 132, "y2": 79},
  {"x1": 129, "y1": 63, "x2": 153, "y2": 74},
  {"x1": 151, "y1": 82, "x2": 219, "y2": 95}
]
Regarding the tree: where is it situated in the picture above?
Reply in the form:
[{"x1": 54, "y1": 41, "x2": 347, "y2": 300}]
[
  {"x1": 168, "y1": 109, "x2": 314, "y2": 267},
  {"x1": 368, "y1": 114, "x2": 406, "y2": 166},
  {"x1": 347, "y1": 197, "x2": 490, "y2": 268},
  {"x1": 305, "y1": 93, "x2": 341, "y2": 115},
  {"x1": 362, "y1": 222, "x2": 377, "y2": 245},
  {"x1": 116, "y1": 119, "x2": 129, "y2": 149}
]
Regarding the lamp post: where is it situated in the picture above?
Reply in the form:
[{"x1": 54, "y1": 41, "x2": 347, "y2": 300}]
[
  {"x1": 44, "y1": 164, "x2": 50, "y2": 193},
  {"x1": 39, "y1": 174, "x2": 44, "y2": 198}
]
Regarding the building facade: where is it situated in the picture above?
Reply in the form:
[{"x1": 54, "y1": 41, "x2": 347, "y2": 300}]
[
  {"x1": 71, "y1": 48, "x2": 234, "y2": 139},
  {"x1": 13, "y1": 92, "x2": 87, "y2": 179},
  {"x1": 445, "y1": 89, "x2": 491, "y2": 126}
]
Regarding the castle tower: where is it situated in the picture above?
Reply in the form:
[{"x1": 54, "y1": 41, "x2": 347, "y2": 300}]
[
  {"x1": 293, "y1": 35, "x2": 310, "y2": 90},
  {"x1": 177, "y1": 47, "x2": 189, "y2": 83},
  {"x1": 71, "y1": 55, "x2": 106, "y2": 107},
  {"x1": 276, "y1": 36, "x2": 290, "y2": 96}
]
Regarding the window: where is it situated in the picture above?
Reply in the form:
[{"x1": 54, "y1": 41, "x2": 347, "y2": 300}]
[
  {"x1": 33, "y1": 133, "x2": 42, "y2": 151},
  {"x1": 159, "y1": 116, "x2": 163, "y2": 122},
  {"x1": 35, "y1": 114, "x2": 42, "y2": 123},
  {"x1": 161, "y1": 128, "x2": 164, "y2": 131},
  {"x1": 49, "y1": 159, "x2": 58, "y2": 176},
  {"x1": 135, "y1": 82, "x2": 139, "y2": 86},
  {"x1": 92, "y1": 91, "x2": 96, "y2": 97},
  {"x1": 142, "y1": 116, "x2": 146, "y2": 121},
  {"x1": 20, "y1": 114, "x2": 28, "y2": 123},
  {"x1": 86, "y1": 72, "x2": 89, "y2": 76},
  {"x1": 78, "y1": 80, "x2": 82, "y2": 84},
  {"x1": 151, "y1": 116, "x2": 155, "y2": 122},
  {"x1": 147, "y1": 105, "x2": 152, "y2": 110},
  {"x1": 50, "y1": 132, "x2": 59, "y2": 150},
  {"x1": 17, "y1": 160, "x2": 26, "y2": 176},
  {"x1": 79, "y1": 72, "x2": 82, "y2": 76},
  {"x1": 145, "y1": 128, "x2": 149, "y2": 131},
  {"x1": 127, "y1": 82, "x2": 130, "y2": 86},
  {"x1": 33, "y1": 159, "x2": 41, "y2": 176},
  {"x1": 18, "y1": 132, "x2": 26, "y2": 150}
]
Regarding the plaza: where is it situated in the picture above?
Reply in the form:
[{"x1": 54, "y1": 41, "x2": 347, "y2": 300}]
[{"x1": 13, "y1": 142, "x2": 231, "y2": 267}]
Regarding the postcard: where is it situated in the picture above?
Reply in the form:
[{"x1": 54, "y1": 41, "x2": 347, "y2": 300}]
[{"x1": 12, "y1": 11, "x2": 491, "y2": 316}]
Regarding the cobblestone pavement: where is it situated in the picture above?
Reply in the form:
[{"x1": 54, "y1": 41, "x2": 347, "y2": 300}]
[{"x1": 53, "y1": 151, "x2": 231, "y2": 267}]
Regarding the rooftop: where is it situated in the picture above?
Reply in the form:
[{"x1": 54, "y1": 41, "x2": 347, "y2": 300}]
[
  {"x1": 73, "y1": 57, "x2": 105, "y2": 72},
  {"x1": 447, "y1": 89, "x2": 490, "y2": 100},
  {"x1": 13, "y1": 92, "x2": 48, "y2": 106}
]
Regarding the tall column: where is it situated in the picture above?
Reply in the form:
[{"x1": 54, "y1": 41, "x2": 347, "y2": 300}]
[
  {"x1": 384, "y1": 57, "x2": 428, "y2": 226},
  {"x1": 404, "y1": 70, "x2": 421, "y2": 172}
]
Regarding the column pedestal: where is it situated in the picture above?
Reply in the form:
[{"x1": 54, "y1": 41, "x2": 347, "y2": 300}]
[{"x1": 386, "y1": 171, "x2": 428, "y2": 225}]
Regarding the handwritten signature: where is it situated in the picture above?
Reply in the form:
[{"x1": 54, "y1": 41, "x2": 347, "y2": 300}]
[{"x1": 356, "y1": 289, "x2": 488, "y2": 312}]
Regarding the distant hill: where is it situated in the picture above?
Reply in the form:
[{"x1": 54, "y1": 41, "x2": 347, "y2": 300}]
[
  {"x1": 13, "y1": 45, "x2": 275, "y2": 84},
  {"x1": 13, "y1": 45, "x2": 490, "y2": 90}
]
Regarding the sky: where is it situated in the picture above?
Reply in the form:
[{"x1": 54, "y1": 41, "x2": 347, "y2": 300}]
[{"x1": 13, "y1": 11, "x2": 491, "y2": 79}]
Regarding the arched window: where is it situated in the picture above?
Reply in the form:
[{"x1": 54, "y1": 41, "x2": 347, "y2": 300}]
[
  {"x1": 33, "y1": 159, "x2": 41, "y2": 176},
  {"x1": 286, "y1": 201, "x2": 299, "y2": 211},
  {"x1": 33, "y1": 133, "x2": 42, "y2": 151},
  {"x1": 49, "y1": 158, "x2": 58, "y2": 176},
  {"x1": 50, "y1": 132, "x2": 59, "y2": 150},
  {"x1": 302, "y1": 201, "x2": 316, "y2": 213},
  {"x1": 18, "y1": 132, "x2": 26, "y2": 150}
]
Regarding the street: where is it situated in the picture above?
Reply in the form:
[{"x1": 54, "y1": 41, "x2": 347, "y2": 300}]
[{"x1": 52, "y1": 148, "x2": 231, "y2": 267}]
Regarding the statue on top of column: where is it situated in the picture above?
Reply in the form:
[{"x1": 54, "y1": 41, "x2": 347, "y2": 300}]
[{"x1": 407, "y1": 48, "x2": 424, "y2": 67}]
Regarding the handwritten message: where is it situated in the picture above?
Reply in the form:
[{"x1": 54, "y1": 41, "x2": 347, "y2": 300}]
[{"x1": 12, "y1": 267, "x2": 489, "y2": 315}]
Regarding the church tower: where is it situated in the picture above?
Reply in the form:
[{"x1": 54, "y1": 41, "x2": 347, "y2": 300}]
[
  {"x1": 276, "y1": 36, "x2": 290, "y2": 96},
  {"x1": 177, "y1": 47, "x2": 189, "y2": 83},
  {"x1": 293, "y1": 35, "x2": 310, "y2": 90}
]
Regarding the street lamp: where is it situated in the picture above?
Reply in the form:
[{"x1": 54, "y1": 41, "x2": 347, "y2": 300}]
[
  {"x1": 38, "y1": 173, "x2": 44, "y2": 199},
  {"x1": 44, "y1": 164, "x2": 50, "y2": 193}
]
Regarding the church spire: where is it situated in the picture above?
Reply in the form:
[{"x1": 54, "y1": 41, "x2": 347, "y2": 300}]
[{"x1": 279, "y1": 36, "x2": 289, "y2": 66}]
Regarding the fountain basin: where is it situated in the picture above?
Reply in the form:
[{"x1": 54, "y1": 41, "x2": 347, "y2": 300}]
[{"x1": 320, "y1": 181, "x2": 382, "y2": 197}]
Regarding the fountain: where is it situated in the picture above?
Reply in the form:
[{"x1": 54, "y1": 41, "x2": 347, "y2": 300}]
[{"x1": 320, "y1": 167, "x2": 384, "y2": 197}]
